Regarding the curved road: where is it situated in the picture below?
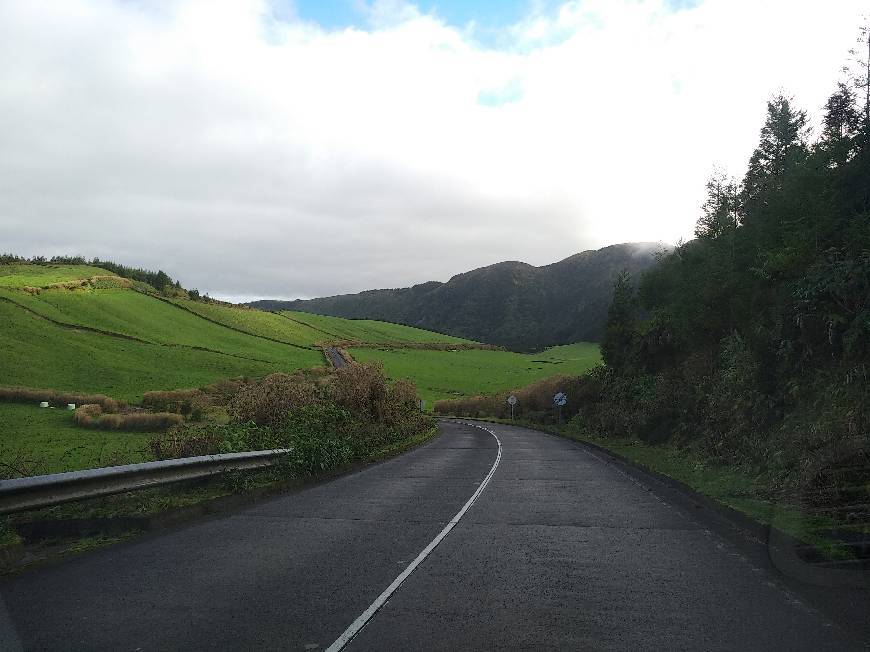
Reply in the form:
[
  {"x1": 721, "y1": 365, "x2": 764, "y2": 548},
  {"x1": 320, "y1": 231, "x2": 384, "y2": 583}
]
[{"x1": 1, "y1": 421, "x2": 866, "y2": 650}]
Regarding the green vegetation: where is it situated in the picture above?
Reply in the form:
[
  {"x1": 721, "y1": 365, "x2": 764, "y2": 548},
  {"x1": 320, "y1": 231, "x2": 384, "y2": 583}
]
[
  {"x1": 0, "y1": 264, "x2": 114, "y2": 288},
  {"x1": 0, "y1": 403, "x2": 150, "y2": 476},
  {"x1": 0, "y1": 298, "x2": 293, "y2": 401},
  {"x1": 0, "y1": 254, "x2": 190, "y2": 297},
  {"x1": 0, "y1": 264, "x2": 505, "y2": 476},
  {"x1": 1, "y1": 289, "x2": 320, "y2": 366},
  {"x1": 477, "y1": 418, "x2": 857, "y2": 560},
  {"x1": 281, "y1": 310, "x2": 472, "y2": 344},
  {"x1": 255, "y1": 243, "x2": 661, "y2": 351},
  {"x1": 174, "y1": 301, "x2": 326, "y2": 346},
  {"x1": 352, "y1": 342, "x2": 601, "y2": 406},
  {"x1": 438, "y1": 30, "x2": 870, "y2": 552}
]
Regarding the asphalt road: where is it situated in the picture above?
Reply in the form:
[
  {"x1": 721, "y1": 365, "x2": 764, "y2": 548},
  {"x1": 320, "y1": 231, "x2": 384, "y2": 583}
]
[
  {"x1": 1, "y1": 421, "x2": 866, "y2": 650},
  {"x1": 325, "y1": 347, "x2": 347, "y2": 369}
]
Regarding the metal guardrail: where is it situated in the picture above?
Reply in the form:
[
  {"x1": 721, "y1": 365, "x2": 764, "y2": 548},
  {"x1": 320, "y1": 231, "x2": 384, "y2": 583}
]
[{"x1": 0, "y1": 449, "x2": 290, "y2": 515}]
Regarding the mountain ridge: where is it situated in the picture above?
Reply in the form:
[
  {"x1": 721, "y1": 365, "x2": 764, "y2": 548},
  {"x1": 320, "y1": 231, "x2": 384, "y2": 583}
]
[{"x1": 250, "y1": 242, "x2": 667, "y2": 351}]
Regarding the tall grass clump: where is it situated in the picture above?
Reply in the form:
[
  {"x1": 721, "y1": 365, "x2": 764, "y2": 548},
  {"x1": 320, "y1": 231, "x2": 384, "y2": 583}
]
[{"x1": 74, "y1": 404, "x2": 183, "y2": 431}]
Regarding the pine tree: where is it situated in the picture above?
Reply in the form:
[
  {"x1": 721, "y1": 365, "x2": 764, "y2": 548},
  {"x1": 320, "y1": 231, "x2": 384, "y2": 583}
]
[
  {"x1": 695, "y1": 169, "x2": 740, "y2": 240},
  {"x1": 742, "y1": 95, "x2": 808, "y2": 203},
  {"x1": 601, "y1": 271, "x2": 636, "y2": 371}
]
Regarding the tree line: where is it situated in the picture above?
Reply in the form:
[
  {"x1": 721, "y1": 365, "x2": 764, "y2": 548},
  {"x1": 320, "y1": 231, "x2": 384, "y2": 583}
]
[
  {"x1": 439, "y1": 24, "x2": 870, "y2": 503},
  {"x1": 595, "y1": 24, "x2": 869, "y2": 476}
]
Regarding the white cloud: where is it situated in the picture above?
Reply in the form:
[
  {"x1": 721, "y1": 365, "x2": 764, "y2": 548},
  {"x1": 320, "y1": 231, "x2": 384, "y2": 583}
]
[{"x1": 0, "y1": 0, "x2": 864, "y2": 299}]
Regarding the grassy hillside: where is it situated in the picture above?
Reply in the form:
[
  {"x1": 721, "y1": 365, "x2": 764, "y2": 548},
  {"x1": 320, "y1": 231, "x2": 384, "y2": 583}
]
[
  {"x1": 0, "y1": 264, "x2": 116, "y2": 288},
  {"x1": 0, "y1": 299, "x2": 291, "y2": 401},
  {"x1": 351, "y1": 342, "x2": 601, "y2": 406},
  {"x1": 280, "y1": 310, "x2": 472, "y2": 344},
  {"x1": 0, "y1": 262, "x2": 601, "y2": 473}
]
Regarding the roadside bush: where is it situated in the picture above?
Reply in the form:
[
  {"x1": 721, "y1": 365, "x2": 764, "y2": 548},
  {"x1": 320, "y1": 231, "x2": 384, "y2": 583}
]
[
  {"x1": 188, "y1": 363, "x2": 434, "y2": 474},
  {"x1": 199, "y1": 377, "x2": 250, "y2": 403},
  {"x1": 228, "y1": 372, "x2": 317, "y2": 429},
  {"x1": 331, "y1": 362, "x2": 388, "y2": 422}
]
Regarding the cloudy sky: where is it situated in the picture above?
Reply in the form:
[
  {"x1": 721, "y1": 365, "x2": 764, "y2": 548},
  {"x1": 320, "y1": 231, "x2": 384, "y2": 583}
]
[{"x1": 0, "y1": 0, "x2": 865, "y2": 301}]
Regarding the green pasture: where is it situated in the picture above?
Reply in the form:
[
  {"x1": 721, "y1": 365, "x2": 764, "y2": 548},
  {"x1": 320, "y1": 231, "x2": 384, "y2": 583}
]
[
  {"x1": 0, "y1": 299, "x2": 310, "y2": 401},
  {"x1": 172, "y1": 300, "x2": 326, "y2": 347},
  {"x1": 350, "y1": 342, "x2": 601, "y2": 406},
  {"x1": 0, "y1": 289, "x2": 320, "y2": 368},
  {"x1": 281, "y1": 311, "x2": 471, "y2": 344},
  {"x1": 0, "y1": 403, "x2": 151, "y2": 476},
  {"x1": 0, "y1": 264, "x2": 114, "y2": 288}
]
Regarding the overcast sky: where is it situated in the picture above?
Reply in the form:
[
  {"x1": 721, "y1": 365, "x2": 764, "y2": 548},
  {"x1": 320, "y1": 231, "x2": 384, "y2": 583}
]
[{"x1": 0, "y1": 0, "x2": 865, "y2": 301}]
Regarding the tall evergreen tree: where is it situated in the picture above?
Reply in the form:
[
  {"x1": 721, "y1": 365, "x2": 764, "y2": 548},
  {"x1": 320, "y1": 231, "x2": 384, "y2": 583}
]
[
  {"x1": 742, "y1": 95, "x2": 808, "y2": 204},
  {"x1": 695, "y1": 169, "x2": 740, "y2": 240},
  {"x1": 821, "y1": 82, "x2": 859, "y2": 166},
  {"x1": 601, "y1": 270, "x2": 636, "y2": 371}
]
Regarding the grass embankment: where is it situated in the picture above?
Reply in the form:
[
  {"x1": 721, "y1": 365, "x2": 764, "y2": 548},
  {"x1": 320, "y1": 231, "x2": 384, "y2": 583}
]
[
  {"x1": 472, "y1": 417, "x2": 860, "y2": 560},
  {"x1": 352, "y1": 342, "x2": 602, "y2": 406}
]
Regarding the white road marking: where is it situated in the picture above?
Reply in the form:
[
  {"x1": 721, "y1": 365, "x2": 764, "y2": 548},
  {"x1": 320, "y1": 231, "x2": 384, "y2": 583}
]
[{"x1": 325, "y1": 423, "x2": 502, "y2": 652}]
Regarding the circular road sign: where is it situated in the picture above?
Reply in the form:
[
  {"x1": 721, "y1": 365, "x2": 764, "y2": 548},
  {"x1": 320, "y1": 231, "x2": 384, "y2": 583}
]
[
  {"x1": 554, "y1": 392, "x2": 567, "y2": 407},
  {"x1": 507, "y1": 395, "x2": 517, "y2": 406}
]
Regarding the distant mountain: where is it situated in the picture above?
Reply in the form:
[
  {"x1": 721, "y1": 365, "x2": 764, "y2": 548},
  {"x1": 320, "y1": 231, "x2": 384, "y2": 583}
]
[{"x1": 251, "y1": 243, "x2": 667, "y2": 351}]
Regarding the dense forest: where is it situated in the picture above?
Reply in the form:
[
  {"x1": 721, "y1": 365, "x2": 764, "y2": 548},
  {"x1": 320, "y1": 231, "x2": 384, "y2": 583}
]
[
  {"x1": 253, "y1": 243, "x2": 663, "y2": 351},
  {"x1": 440, "y1": 27, "x2": 870, "y2": 505}
]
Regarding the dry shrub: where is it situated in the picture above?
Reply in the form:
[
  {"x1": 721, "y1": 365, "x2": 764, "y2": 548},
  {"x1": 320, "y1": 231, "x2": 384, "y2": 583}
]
[
  {"x1": 0, "y1": 386, "x2": 123, "y2": 412},
  {"x1": 331, "y1": 363, "x2": 388, "y2": 422},
  {"x1": 200, "y1": 377, "x2": 249, "y2": 403},
  {"x1": 73, "y1": 405, "x2": 183, "y2": 431},
  {"x1": 228, "y1": 372, "x2": 317, "y2": 429},
  {"x1": 142, "y1": 389, "x2": 208, "y2": 418},
  {"x1": 72, "y1": 403, "x2": 103, "y2": 426}
]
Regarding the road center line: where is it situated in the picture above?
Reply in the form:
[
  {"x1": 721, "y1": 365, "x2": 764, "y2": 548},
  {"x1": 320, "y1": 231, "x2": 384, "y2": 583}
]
[{"x1": 325, "y1": 423, "x2": 502, "y2": 652}]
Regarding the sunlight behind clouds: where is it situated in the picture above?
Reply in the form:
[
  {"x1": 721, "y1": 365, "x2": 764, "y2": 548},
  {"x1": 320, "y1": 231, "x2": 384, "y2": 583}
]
[{"x1": 0, "y1": 0, "x2": 865, "y2": 298}]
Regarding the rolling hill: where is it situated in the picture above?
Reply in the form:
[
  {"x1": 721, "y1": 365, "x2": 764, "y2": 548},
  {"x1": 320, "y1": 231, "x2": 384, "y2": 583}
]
[
  {"x1": 251, "y1": 242, "x2": 665, "y2": 351},
  {"x1": 0, "y1": 263, "x2": 600, "y2": 403},
  {"x1": 0, "y1": 261, "x2": 602, "y2": 473}
]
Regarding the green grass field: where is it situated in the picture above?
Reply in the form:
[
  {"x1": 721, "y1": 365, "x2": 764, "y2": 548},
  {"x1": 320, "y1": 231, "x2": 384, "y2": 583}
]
[
  {"x1": 280, "y1": 310, "x2": 472, "y2": 344},
  {"x1": 1, "y1": 289, "x2": 320, "y2": 367},
  {"x1": 351, "y1": 342, "x2": 601, "y2": 406},
  {"x1": 0, "y1": 264, "x2": 115, "y2": 287},
  {"x1": 0, "y1": 299, "x2": 302, "y2": 401},
  {"x1": 173, "y1": 301, "x2": 326, "y2": 346},
  {"x1": 0, "y1": 403, "x2": 151, "y2": 475}
]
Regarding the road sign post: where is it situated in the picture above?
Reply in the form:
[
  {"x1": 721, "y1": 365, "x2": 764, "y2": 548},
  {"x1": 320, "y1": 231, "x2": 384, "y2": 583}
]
[
  {"x1": 507, "y1": 395, "x2": 517, "y2": 420},
  {"x1": 554, "y1": 392, "x2": 567, "y2": 423}
]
